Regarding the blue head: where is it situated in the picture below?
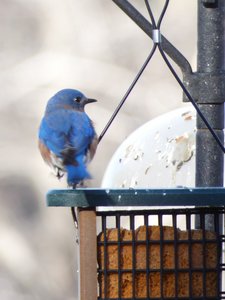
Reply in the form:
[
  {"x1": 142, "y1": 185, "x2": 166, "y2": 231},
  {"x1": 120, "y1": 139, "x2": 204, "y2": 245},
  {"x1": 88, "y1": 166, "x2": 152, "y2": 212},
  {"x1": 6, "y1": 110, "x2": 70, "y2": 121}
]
[{"x1": 45, "y1": 89, "x2": 97, "y2": 113}]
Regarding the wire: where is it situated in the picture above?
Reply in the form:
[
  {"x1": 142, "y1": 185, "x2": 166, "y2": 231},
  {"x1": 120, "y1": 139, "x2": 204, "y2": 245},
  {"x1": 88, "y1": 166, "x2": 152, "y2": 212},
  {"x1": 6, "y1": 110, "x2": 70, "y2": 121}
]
[
  {"x1": 99, "y1": 0, "x2": 225, "y2": 154},
  {"x1": 144, "y1": 0, "x2": 156, "y2": 28},
  {"x1": 157, "y1": 0, "x2": 169, "y2": 29},
  {"x1": 145, "y1": 0, "x2": 169, "y2": 29},
  {"x1": 158, "y1": 44, "x2": 225, "y2": 153},
  {"x1": 98, "y1": 0, "x2": 170, "y2": 144},
  {"x1": 98, "y1": 44, "x2": 157, "y2": 143},
  {"x1": 148, "y1": 0, "x2": 225, "y2": 153},
  {"x1": 71, "y1": 207, "x2": 78, "y2": 229}
]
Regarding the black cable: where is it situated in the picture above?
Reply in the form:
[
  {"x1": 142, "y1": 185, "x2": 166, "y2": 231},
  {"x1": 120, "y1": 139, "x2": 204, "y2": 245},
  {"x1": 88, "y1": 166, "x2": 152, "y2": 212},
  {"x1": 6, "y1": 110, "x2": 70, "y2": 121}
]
[
  {"x1": 145, "y1": 0, "x2": 169, "y2": 29},
  {"x1": 144, "y1": 0, "x2": 156, "y2": 28},
  {"x1": 99, "y1": 0, "x2": 225, "y2": 155},
  {"x1": 99, "y1": 0, "x2": 170, "y2": 144},
  {"x1": 71, "y1": 207, "x2": 78, "y2": 229},
  {"x1": 158, "y1": 44, "x2": 225, "y2": 153},
  {"x1": 98, "y1": 44, "x2": 157, "y2": 143},
  {"x1": 146, "y1": 0, "x2": 225, "y2": 154},
  {"x1": 112, "y1": 0, "x2": 192, "y2": 74},
  {"x1": 157, "y1": 0, "x2": 169, "y2": 29}
]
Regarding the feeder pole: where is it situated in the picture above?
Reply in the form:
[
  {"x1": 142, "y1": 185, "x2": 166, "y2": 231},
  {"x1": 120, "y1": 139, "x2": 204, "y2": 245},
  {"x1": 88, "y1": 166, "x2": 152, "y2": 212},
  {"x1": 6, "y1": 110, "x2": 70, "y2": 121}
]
[{"x1": 195, "y1": 0, "x2": 225, "y2": 229}]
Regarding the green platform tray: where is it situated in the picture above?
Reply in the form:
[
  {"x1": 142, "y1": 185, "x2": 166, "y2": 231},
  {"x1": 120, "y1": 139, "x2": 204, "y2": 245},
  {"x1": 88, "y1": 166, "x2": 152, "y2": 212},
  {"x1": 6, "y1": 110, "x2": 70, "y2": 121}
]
[{"x1": 46, "y1": 187, "x2": 225, "y2": 207}]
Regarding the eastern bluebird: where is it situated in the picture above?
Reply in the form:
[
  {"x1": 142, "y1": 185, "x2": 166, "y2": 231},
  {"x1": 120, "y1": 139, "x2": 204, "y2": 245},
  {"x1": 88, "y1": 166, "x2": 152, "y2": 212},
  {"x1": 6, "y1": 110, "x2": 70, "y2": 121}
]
[{"x1": 38, "y1": 89, "x2": 98, "y2": 188}]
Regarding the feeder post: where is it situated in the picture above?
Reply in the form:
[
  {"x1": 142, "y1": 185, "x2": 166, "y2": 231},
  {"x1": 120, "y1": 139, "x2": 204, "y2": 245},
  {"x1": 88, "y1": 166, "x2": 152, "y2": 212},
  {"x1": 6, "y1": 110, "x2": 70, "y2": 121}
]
[
  {"x1": 196, "y1": 0, "x2": 225, "y2": 188},
  {"x1": 78, "y1": 208, "x2": 97, "y2": 300},
  {"x1": 195, "y1": 0, "x2": 225, "y2": 229}
]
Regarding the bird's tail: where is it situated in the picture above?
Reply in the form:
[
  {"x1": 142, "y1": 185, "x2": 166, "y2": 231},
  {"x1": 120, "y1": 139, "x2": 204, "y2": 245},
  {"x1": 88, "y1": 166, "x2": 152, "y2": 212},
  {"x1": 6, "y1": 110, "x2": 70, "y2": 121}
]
[{"x1": 65, "y1": 155, "x2": 91, "y2": 187}]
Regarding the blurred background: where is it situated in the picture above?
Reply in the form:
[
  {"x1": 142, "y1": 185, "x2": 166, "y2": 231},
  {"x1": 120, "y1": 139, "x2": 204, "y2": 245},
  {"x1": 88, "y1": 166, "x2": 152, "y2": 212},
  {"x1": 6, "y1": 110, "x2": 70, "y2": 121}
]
[{"x1": 0, "y1": 0, "x2": 196, "y2": 299}]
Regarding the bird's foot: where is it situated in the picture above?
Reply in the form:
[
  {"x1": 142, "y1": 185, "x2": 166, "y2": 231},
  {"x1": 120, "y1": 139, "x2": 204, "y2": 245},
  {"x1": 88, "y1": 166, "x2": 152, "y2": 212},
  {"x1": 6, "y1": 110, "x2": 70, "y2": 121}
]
[
  {"x1": 71, "y1": 180, "x2": 86, "y2": 189},
  {"x1": 56, "y1": 169, "x2": 64, "y2": 179}
]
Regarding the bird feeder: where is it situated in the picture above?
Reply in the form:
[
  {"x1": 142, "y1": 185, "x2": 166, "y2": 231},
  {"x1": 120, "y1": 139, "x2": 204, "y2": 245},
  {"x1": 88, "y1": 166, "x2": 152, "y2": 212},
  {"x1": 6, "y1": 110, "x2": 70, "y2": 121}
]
[
  {"x1": 46, "y1": 1, "x2": 225, "y2": 299},
  {"x1": 47, "y1": 188, "x2": 225, "y2": 299}
]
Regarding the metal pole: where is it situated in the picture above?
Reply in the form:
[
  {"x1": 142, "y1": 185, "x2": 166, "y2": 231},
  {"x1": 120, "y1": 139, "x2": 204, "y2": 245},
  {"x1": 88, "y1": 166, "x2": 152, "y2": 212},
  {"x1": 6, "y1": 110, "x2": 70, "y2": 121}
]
[{"x1": 195, "y1": 0, "x2": 225, "y2": 230}]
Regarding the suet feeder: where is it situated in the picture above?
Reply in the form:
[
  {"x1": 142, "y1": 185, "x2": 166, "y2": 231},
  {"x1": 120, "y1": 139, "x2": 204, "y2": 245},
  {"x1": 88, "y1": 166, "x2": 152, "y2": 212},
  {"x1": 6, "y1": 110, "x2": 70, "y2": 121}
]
[
  {"x1": 46, "y1": 1, "x2": 225, "y2": 299},
  {"x1": 47, "y1": 188, "x2": 225, "y2": 299}
]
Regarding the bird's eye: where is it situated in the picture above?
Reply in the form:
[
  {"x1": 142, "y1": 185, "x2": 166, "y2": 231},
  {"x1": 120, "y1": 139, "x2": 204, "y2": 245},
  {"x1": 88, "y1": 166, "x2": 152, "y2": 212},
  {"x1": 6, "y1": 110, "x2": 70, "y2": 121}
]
[{"x1": 74, "y1": 97, "x2": 81, "y2": 103}]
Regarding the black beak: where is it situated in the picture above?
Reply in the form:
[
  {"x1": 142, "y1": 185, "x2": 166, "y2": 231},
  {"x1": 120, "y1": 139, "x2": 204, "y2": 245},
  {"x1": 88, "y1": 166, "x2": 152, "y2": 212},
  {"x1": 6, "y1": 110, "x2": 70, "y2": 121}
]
[{"x1": 86, "y1": 98, "x2": 97, "y2": 104}]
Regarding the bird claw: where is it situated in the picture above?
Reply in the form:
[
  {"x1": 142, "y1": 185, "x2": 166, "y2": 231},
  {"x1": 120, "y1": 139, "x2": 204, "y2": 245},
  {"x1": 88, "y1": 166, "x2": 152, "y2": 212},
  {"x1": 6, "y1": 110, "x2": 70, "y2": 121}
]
[
  {"x1": 56, "y1": 169, "x2": 64, "y2": 179},
  {"x1": 72, "y1": 180, "x2": 86, "y2": 189}
]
